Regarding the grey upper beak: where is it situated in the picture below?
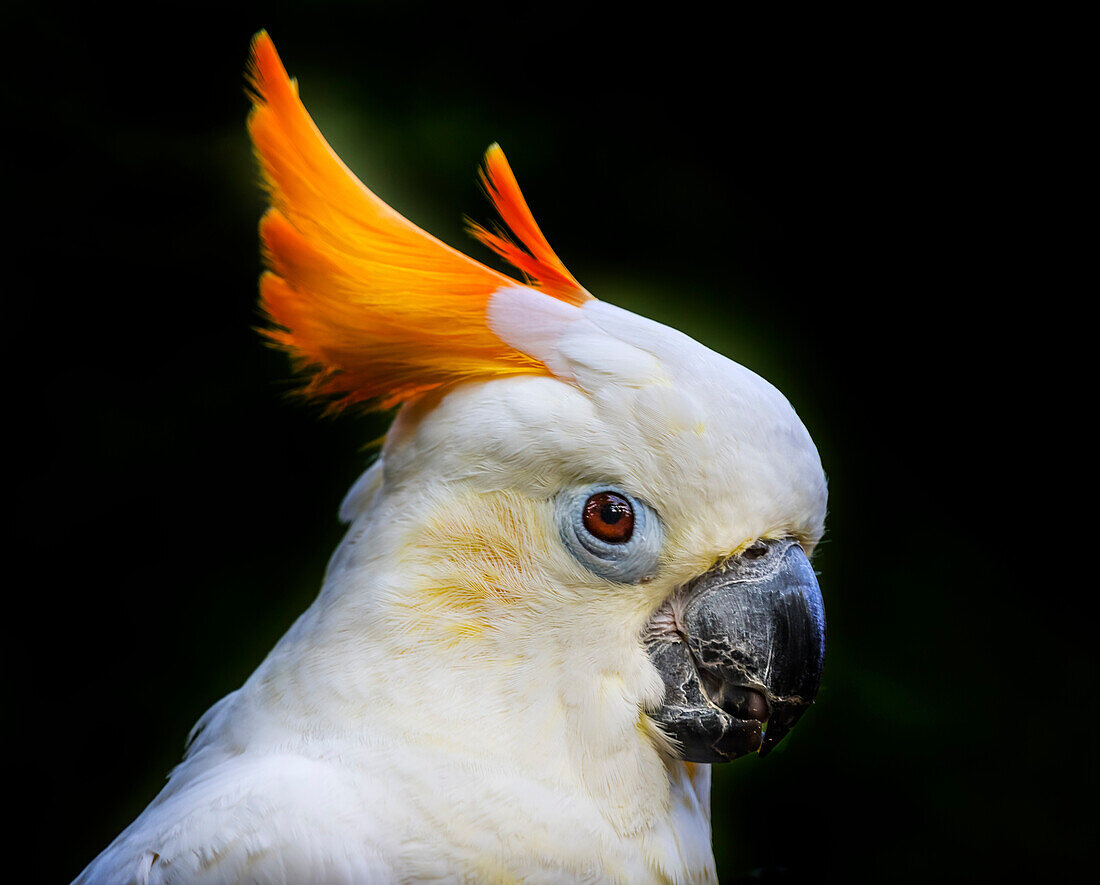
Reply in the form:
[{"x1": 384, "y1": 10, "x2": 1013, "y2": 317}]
[{"x1": 645, "y1": 538, "x2": 826, "y2": 762}]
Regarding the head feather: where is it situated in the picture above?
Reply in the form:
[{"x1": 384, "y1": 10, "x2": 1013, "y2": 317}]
[
  {"x1": 246, "y1": 31, "x2": 592, "y2": 411},
  {"x1": 467, "y1": 146, "x2": 589, "y2": 304}
]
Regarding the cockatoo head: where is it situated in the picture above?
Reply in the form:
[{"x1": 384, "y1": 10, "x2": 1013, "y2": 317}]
[{"x1": 247, "y1": 32, "x2": 826, "y2": 767}]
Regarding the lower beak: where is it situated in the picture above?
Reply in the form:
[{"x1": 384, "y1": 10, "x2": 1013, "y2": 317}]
[{"x1": 644, "y1": 538, "x2": 826, "y2": 762}]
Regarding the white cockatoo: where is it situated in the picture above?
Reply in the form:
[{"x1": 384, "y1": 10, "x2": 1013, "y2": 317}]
[{"x1": 76, "y1": 32, "x2": 827, "y2": 884}]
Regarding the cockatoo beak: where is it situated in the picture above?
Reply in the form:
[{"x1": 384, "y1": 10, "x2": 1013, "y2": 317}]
[{"x1": 645, "y1": 539, "x2": 826, "y2": 762}]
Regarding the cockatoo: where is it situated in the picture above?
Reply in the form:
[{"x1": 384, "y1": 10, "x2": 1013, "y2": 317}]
[{"x1": 76, "y1": 32, "x2": 827, "y2": 885}]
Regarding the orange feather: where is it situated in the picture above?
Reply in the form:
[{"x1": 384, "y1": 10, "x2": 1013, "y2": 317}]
[
  {"x1": 467, "y1": 146, "x2": 588, "y2": 304},
  {"x1": 246, "y1": 31, "x2": 592, "y2": 411}
]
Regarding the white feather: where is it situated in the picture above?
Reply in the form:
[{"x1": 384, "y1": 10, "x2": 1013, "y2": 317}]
[{"x1": 76, "y1": 292, "x2": 824, "y2": 884}]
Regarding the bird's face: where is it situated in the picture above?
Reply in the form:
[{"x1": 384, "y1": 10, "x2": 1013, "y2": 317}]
[
  {"x1": 245, "y1": 30, "x2": 827, "y2": 813},
  {"x1": 372, "y1": 294, "x2": 828, "y2": 764}
]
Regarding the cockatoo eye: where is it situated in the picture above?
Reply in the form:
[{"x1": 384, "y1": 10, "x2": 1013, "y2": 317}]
[
  {"x1": 582, "y1": 492, "x2": 634, "y2": 543},
  {"x1": 557, "y1": 486, "x2": 663, "y2": 584}
]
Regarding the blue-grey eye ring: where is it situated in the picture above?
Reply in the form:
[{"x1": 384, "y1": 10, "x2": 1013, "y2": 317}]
[{"x1": 557, "y1": 486, "x2": 663, "y2": 583}]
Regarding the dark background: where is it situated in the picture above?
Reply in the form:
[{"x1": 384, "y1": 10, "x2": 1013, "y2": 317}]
[{"x1": 12, "y1": 3, "x2": 1089, "y2": 883}]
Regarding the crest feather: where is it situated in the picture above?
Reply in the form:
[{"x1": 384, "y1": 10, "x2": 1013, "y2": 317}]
[
  {"x1": 468, "y1": 146, "x2": 590, "y2": 304},
  {"x1": 246, "y1": 32, "x2": 592, "y2": 411}
]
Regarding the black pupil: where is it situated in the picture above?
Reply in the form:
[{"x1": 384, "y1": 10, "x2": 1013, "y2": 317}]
[
  {"x1": 601, "y1": 501, "x2": 627, "y2": 524},
  {"x1": 583, "y1": 492, "x2": 634, "y2": 543}
]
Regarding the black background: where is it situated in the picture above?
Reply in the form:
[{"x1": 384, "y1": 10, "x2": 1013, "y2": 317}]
[{"x1": 12, "y1": 3, "x2": 1089, "y2": 883}]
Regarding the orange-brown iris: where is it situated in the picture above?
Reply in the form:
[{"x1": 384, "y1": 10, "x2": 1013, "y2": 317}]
[{"x1": 582, "y1": 492, "x2": 635, "y2": 543}]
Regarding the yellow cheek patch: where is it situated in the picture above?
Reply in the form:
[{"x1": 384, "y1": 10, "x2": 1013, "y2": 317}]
[{"x1": 410, "y1": 490, "x2": 554, "y2": 619}]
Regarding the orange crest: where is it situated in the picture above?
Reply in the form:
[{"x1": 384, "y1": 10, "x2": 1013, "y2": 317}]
[{"x1": 246, "y1": 32, "x2": 592, "y2": 410}]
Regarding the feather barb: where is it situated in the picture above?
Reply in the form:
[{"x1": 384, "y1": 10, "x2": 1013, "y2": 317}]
[{"x1": 246, "y1": 31, "x2": 592, "y2": 411}]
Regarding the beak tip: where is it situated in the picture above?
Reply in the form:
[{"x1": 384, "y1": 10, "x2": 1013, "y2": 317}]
[{"x1": 757, "y1": 713, "x2": 798, "y2": 757}]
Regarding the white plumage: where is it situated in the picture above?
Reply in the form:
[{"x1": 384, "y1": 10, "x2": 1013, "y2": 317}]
[{"x1": 75, "y1": 34, "x2": 826, "y2": 885}]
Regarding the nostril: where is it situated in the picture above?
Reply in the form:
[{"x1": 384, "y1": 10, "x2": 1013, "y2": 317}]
[{"x1": 742, "y1": 541, "x2": 769, "y2": 560}]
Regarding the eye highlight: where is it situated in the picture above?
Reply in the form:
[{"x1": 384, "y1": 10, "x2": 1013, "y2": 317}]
[{"x1": 582, "y1": 492, "x2": 634, "y2": 543}]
